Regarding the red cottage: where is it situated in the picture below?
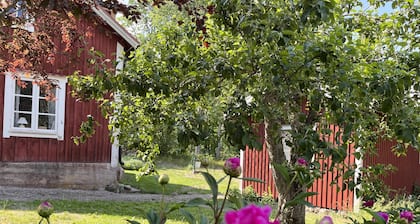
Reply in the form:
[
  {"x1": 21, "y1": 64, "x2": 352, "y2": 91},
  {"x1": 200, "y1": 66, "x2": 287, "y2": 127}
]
[
  {"x1": 241, "y1": 126, "x2": 420, "y2": 211},
  {"x1": 0, "y1": 6, "x2": 139, "y2": 189}
]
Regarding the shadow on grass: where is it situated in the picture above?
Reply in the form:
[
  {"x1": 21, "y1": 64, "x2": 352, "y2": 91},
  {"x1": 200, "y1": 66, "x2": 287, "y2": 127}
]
[
  {"x1": 120, "y1": 172, "x2": 212, "y2": 195},
  {"x1": 1, "y1": 200, "x2": 214, "y2": 222}
]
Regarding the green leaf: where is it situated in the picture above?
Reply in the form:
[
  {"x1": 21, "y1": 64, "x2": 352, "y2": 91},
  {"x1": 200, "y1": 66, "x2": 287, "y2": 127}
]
[
  {"x1": 216, "y1": 175, "x2": 228, "y2": 184},
  {"x1": 146, "y1": 209, "x2": 160, "y2": 224},
  {"x1": 126, "y1": 220, "x2": 141, "y2": 224},
  {"x1": 237, "y1": 177, "x2": 265, "y2": 183},
  {"x1": 285, "y1": 192, "x2": 318, "y2": 208},
  {"x1": 186, "y1": 198, "x2": 213, "y2": 208},
  {"x1": 362, "y1": 208, "x2": 386, "y2": 224},
  {"x1": 273, "y1": 163, "x2": 291, "y2": 183},
  {"x1": 166, "y1": 202, "x2": 185, "y2": 214},
  {"x1": 199, "y1": 215, "x2": 209, "y2": 224},
  {"x1": 179, "y1": 209, "x2": 196, "y2": 224},
  {"x1": 201, "y1": 172, "x2": 219, "y2": 210}
]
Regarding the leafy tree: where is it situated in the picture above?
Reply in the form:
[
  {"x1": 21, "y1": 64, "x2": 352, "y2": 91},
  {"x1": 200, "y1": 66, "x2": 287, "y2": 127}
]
[
  {"x1": 73, "y1": 1, "x2": 419, "y2": 223},
  {"x1": 4, "y1": 0, "x2": 419, "y2": 223}
]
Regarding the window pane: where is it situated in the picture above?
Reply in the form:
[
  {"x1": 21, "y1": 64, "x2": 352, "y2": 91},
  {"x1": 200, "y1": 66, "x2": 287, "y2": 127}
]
[
  {"x1": 14, "y1": 96, "x2": 32, "y2": 112},
  {"x1": 38, "y1": 115, "x2": 55, "y2": 130},
  {"x1": 14, "y1": 113, "x2": 31, "y2": 128},
  {"x1": 39, "y1": 99, "x2": 56, "y2": 114},
  {"x1": 15, "y1": 80, "x2": 33, "y2": 95},
  {"x1": 39, "y1": 86, "x2": 57, "y2": 97}
]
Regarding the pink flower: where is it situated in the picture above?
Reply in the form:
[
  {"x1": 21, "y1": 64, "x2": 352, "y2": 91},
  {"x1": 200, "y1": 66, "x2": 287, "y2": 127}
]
[
  {"x1": 319, "y1": 215, "x2": 333, "y2": 224},
  {"x1": 223, "y1": 157, "x2": 241, "y2": 178},
  {"x1": 297, "y1": 157, "x2": 308, "y2": 166},
  {"x1": 37, "y1": 201, "x2": 54, "y2": 218},
  {"x1": 400, "y1": 210, "x2": 414, "y2": 223},
  {"x1": 362, "y1": 199, "x2": 375, "y2": 208},
  {"x1": 225, "y1": 204, "x2": 280, "y2": 224},
  {"x1": 373, "y1": 212, "x2": 389, "y2": 223}
]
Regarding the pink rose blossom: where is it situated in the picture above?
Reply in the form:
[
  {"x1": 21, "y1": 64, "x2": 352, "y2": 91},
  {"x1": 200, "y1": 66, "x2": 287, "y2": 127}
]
[
  {"x1": 223, "y1": 157, "x2": 241, "y2": 178},
  {"x1": 400, "y1": 210, "x2": 414, "y2": 223},
  {"x1": 225, "y1": 204, "x2": 280, "y2": 224},
  {"x1": 319, "y1": 215, "x2": 333, "y2": 224},
  {"x1": 373, "y1": 212, "x2": 389, "y2": 223}
]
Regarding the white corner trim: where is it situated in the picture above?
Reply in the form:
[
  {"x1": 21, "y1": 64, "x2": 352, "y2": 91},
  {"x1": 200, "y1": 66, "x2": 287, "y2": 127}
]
[
  {"x1": 3, "y1": 73, "x2": 13, "y2": 138},
  {"x1": 116, "y1": 42, "x2": 124, "y2": 71},
  {"x1": 56, "y1": 77, "x2": 67, "y2": 140},
  {"x1": 240, "y1": 150, "x2": 244, "y2": 193},
  {"x1": 110, "y1": 42, "x2": 124, "y2": 168},
  {"x1": 353, "y1": 147, "x2": 363, "y2": 212},
  {"x1": 91, "y1": 6, "x2": 139, "y2": 49}
]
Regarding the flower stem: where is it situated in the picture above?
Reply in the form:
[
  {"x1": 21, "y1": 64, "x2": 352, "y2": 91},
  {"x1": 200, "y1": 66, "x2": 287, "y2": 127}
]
[
  {"x1": 215, "y1": 176, "x2": 232, "y2": 224},
  {"x1": 160, "y1": 185, "x2": 166, "y2": 221}
]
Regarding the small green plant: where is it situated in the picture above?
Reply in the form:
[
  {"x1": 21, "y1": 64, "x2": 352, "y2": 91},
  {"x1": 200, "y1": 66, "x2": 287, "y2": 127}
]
[
  {"x1": 1, "y1": 200, "x2": 10, "y2": 210},
  {"x1": 413, "y1": 184, "x2": 420, "y2": 197},
  {"x1": 242, "y1": 186, "x2": 260, "y2": 203},
  {"x1": 198, "y1": 154, "x2": 212, "y2": 170},
  {"x1": 260, "y1": 191, "x2": 275, "y2": 205},
  {"x1": 128, "y1": 174, "x2": 186, "y2": 224}
]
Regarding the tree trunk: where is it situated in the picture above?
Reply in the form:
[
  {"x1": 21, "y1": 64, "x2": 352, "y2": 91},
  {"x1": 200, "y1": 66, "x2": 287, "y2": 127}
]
[{"x1": 264, "y1": 117, "x2": 305, "y2": 224}]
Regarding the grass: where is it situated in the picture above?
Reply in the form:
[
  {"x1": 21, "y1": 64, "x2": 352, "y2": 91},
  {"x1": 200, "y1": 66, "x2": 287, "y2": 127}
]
[
  {"x1": 0, "y1": 156, "x2": 369, "y2": 223},
  {"x1": 120, "y1": 156, "x2": 238, "y2": 195},
  {"x1": 0, "y1": 199, "x2": 366, "y2": 224},
  {"x1": 0, "y1": 200, "x2": 213, "y2": 224}
]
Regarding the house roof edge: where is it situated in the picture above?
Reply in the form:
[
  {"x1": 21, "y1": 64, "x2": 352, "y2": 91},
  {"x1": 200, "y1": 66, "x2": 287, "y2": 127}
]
[{"x1": 91, "y1": 6, "x2": 139, "y2": 49}]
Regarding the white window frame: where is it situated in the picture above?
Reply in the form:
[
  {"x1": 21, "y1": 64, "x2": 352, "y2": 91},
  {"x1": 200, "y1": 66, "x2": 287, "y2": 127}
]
[{"x1": 3, "y1": 72, "x2": 67, "y2": 140}]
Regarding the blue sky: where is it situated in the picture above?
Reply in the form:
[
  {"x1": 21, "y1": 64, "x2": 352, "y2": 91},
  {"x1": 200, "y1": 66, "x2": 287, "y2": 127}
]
[{"x1": 361, "y1": 0, "x2": 394, "y2": 14}]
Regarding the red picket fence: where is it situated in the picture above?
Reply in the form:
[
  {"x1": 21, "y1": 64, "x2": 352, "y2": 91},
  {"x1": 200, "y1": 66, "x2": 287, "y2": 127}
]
[{"x1": 242, "y1": 125, "x2": 356, "y2": 211}]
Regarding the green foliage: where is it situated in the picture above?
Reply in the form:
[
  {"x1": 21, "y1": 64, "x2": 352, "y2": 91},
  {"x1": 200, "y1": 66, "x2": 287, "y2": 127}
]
[
  {"x1": 71, "y1": 115, "x2": 98, "y2": 145},
  {"x1": 355, "y1": 164, "x2": 396, "y2": 201},
  {"x1": 70, "y1": 0, "x2": 420, "y2": 221},
  {"x1": 348, "y1": 195, "x2": 420, "y2": 224}
]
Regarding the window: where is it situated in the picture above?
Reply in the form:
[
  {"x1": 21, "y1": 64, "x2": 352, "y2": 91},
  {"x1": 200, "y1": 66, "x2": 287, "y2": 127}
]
[
  {"x1": 3, "y1": 73, "x2": 67, "y2": 140},
  {"x1": 8, "y1": 0, "x2": 34, "y2": 32}
]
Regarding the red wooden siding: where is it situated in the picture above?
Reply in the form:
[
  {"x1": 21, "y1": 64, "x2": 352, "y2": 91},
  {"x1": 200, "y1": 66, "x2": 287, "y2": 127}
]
[
  {"x1": 0, "y1": 17, "x2": 120, "y2": 163},
  {"x1": 243, "y1": 125, "x2": 356, "y2": 211},
  {"x1": 364, "y1": 140, "x2": 420, "y2": 194}
]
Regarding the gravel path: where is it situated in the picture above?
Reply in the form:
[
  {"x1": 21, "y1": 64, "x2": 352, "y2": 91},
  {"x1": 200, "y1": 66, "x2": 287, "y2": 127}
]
[{"x1": 0, "y1": 186, "x2": 211, "y2": 202}]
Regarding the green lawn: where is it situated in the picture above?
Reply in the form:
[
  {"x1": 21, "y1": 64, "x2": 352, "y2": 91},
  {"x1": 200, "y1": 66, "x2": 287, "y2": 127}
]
[
  {"x1": 0, "y1": 200, "x2": 363, "y2": 224},
  {"x1": 120, "y1": 156, "x2": 239, "y2": 195},
  {"x1": 0, "y1": 200, "x2": 213, "y2": 224},
  {"x1": 0, "y1": 158, "x2": 367, "y2": 223}
]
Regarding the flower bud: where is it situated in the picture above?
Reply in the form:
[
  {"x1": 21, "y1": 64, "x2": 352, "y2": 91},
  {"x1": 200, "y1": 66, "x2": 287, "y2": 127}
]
[
  {"x1": 319, "y1": 216, "x2": 333, "y2": 224},
  {"x1": 158, "y1": 174, "x2": 170, "y2": 185},
  {"x1": 296, "y1": 157, "x2": 308, "y2": 166},
  {"x1": 37, "y1": 201, "x2": 54, "y2": 218},
  {"x1": 362, "y1": 199, "x2": 375, "y2": 208},
  {"x1": 223, "y1": 157, "x2": 241, "y2": 178}
]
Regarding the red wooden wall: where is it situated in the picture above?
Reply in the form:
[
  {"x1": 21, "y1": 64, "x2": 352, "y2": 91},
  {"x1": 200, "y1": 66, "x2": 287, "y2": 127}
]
[
  {"x1": 243, "y1": 125, "x2": 356, "y2": 211},
  {"x1": 364, "y1": 140, "x2": 420, "y2": 194},
  {"x1": 243, "y1": 126, "x2": 420, "y2": 210},
  {"x1": 0, "y1": 17, "x2": 122, "y2": 163}
]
